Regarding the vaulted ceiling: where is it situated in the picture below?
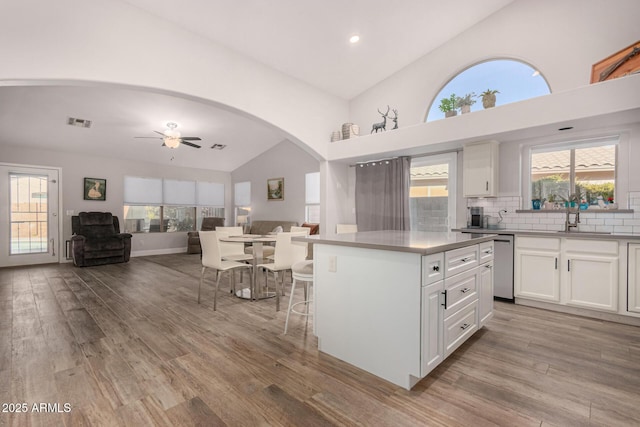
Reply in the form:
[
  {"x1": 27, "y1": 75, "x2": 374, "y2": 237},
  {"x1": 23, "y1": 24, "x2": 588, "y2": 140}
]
[{"x1": 1, "y1": 0, "x2": 515, "y2": 171}]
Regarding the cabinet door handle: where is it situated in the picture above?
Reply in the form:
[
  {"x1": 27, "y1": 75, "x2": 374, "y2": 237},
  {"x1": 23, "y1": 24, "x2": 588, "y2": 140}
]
[
  {"x1": 460, "y1": 323, "x2": 471, "y2": 330},
  {"x1": 568, "y1": 260, "x2": 571, "y2": 272},
  {"x1": 460, "y1": 257, "x2": 470, "y2": 263},
  {"x1": 432, "y1": 265, "x2": 440, "y2": 272},
  {"x1": 441, "y1": 290, "x2": 448, "y2": 309},
  {"x1": 484, "y1": 249, "x2": 493, "y2": 254},
  {"x1": 486, "y1": 181, "x2": 489, "y2": 191},
  {"x1": 555, "y1": 257, "x2": 558, "y2": 270},
  {"x1": 461, "y1": 287, "x2": 471, "y2": 293},
  {"x1": 485, "y1": 264, "x2": 492, "y2": 269}
]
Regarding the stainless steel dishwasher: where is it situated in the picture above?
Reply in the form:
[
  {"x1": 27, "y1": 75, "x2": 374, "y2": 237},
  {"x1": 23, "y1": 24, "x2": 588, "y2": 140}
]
[
  {"x1": 493, "y1": 235, "x2": 514, "y2": 300},
  {"x1": 462, "y1": 231, "x2": 514, "y2": 301}
]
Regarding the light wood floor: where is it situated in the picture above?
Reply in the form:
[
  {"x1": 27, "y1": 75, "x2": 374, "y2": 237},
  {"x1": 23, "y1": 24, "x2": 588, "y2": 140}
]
[{"x1": 1, "y1": 254, "x2": 640, "y2": 426}]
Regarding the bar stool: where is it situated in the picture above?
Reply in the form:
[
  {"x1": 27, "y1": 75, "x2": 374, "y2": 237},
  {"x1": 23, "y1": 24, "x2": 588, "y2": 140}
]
[{"x1": 284, "y1": 260, "x2": 314, "y2": 334}]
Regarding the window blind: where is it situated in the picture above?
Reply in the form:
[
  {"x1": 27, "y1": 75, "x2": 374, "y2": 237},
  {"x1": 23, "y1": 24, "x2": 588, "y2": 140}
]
[
  {"x1": 197, "y1": 181, "x2": 224, "y2": 207},
  {"x1": 305, "y1": 172, "x2": 320, "y2": 204},
  {"x1": 123, "y1": 176, "x2": 162, "y2": 205},
  {"x1": 235, "y1": 181, "x2": 251, "y2": 206},
  {"x1": 163, "y1": 179, "x2": 196, "y2": 206}
]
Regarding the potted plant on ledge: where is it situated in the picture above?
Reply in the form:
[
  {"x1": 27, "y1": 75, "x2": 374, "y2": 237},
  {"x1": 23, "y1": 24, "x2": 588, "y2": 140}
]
[
  {"x1": 531, "y1": 180, "x2": 543, "y2": 210},
  {"x1": 458, "y1": 92, "x2": 476, "y2": 114},
  {"x1": 481, "y1": 89, "x2": 500, "y2": 109},
  {"x1": 438, "y1": 94, "x2": 459, "y2": 118}
]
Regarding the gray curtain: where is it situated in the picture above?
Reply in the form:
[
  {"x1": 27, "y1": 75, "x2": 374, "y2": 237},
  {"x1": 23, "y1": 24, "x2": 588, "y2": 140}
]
[{"x1": 355, "y1": 157, "x2": 410, "y2": 231}]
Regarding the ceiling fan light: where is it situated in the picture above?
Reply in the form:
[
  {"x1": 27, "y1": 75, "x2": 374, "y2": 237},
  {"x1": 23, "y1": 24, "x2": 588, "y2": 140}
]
[
  {"x1": 164, "y1": 129, "x2": 180, "y2": 138},
  {"x1": 164, "y1": 137, "x2": 180, "y2": 148}
]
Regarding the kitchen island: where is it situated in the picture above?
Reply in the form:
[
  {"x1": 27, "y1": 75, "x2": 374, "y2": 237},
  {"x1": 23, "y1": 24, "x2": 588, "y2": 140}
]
[{"x1": 298, "y1": 230, "x2": 496, "y2": 390}]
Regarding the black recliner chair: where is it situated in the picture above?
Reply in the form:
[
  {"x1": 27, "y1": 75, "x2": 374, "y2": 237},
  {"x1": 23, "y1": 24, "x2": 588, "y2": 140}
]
[{"x1": 71, "y1": 212, "x2": 132, "y2": 267}]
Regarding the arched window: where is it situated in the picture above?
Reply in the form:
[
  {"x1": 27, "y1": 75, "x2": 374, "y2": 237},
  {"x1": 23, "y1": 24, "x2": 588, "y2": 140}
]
[{"x1": 425, "y1": 59, "x2": 551, "y2": 122}]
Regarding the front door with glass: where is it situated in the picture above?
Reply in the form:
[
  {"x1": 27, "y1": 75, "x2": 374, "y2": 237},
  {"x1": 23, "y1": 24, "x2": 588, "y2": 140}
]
[{"x1": 0, "y1": 165, "x2": 60, "y2": 267}]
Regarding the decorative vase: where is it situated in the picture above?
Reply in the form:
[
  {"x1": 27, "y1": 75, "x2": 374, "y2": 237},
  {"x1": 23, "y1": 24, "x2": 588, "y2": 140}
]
[
  {"x1": 460, "y1": 105, "x2": 471, "y2": 114},
  {"x1": 350, "y1": 124, "x2": 360, "y2": 137},
  {"x1": 341, "y1": 123, "x2": 353, "y2": 139},
  {"x1": 532, "y1": 199, "x2": 541, "y2": 210},
  {"x1": 330, "y1": 131, "x2": 341, "y2": 142},
  {"x1": 482, "y1": 93, "x2": 496, "y2": 109},
  {"x1": 445, "y1": 110, "x2": 457, "y2": 118}
]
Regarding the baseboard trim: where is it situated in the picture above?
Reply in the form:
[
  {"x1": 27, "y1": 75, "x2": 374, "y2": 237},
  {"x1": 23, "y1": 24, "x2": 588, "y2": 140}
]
[
  {"x1": 515, "y1": 298, "x2": 640, "y2": 326},
  {"x1": 131, "y1": 247, "x2": 187, "y2": 258}
]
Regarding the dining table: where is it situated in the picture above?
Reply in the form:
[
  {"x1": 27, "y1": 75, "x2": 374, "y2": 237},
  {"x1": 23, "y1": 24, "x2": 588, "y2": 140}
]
[{"x1": 218, "y1": 234, "x2": 277, "y2": 300}]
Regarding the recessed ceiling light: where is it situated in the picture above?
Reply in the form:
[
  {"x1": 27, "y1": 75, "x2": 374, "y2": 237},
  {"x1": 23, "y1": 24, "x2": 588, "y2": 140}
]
[
  {"x1": 349, "y1": 35, "x2": 360, "y2": 44},
  {"x1": 558, "y1": 126, "x2": 574, "y2": 131}
]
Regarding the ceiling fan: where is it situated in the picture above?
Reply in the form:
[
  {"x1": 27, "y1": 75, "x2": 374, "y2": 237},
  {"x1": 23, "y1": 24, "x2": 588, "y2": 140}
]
[{"x1": 135, "y1": 122, "x2": 202, "y2": 149}]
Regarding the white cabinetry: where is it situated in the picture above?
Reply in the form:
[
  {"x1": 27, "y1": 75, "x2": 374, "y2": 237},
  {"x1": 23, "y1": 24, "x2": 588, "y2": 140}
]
[
  {"x1": 515, "y1": 236, "x2": 620, "y2": 313},
  {"x1": 564, "y1": 239, "x2": 618, "y2": 312},
  {"x1": 314, "y1": 237, "x2": 494, "y2": 390},
  {"x1": 628, "y1": 244, "x2": 640, "y2": 313},
  {"x1": 421, "y1": 279, "x2": 444, "y2": 375},
  {"x1": 421, "y1": 252, "x2": 444, "y2": 376},
  {"x1": 478, "y1": 241, "x2": 494, "y2": 327},
  {"x1": 515, "y1": 237, "x2": 561, "y2": 302},
  {"x1": 463, "y1": 140, "x2": 499, "y2": 197}
]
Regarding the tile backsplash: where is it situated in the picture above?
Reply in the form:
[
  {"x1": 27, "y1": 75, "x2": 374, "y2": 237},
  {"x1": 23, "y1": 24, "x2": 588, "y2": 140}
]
[{"x1": 466, "y1": 192, "x2": 640, "y2": 234}]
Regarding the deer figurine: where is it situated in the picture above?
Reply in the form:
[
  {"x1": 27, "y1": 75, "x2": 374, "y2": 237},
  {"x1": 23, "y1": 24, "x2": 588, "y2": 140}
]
[
  {"x1": 371, "y1": 105, "x2": 390, "y2": 133},
  {"x1": 389, "y1": 109, "x2": 398, "y2": 130}
]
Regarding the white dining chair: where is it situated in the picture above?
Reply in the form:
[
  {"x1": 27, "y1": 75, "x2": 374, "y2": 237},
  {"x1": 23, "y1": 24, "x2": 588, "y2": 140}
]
[
  {"x1": 284, "y1": 259, "x2": 314, "y2": 334},
  {"x1": 336, "y1": 224, "x2": 358, "y2": 234},
  {"x1": 290, "y1": 226, "x2": 311, "y2": 235},
  {"x1": 216, "y1": 226, "x2": 253, "y2": 263},
  {"x1": 256, "y1": 231, "x2": 308, "y2": 311},
  {"x1": 198, "y1": 231, "x2": 252, "y2": 310},
  {"x1": 270, "y1": 226, "x2": 310, "y2": 261}
]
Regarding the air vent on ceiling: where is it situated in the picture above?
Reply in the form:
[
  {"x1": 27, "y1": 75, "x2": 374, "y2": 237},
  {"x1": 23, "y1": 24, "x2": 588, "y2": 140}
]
[
  {"x1": 67, "y1": 117, "x2": 92, "y2": 128},
  {"x1": 210, "y1": 144, "x2": 227, "y2": 150}
]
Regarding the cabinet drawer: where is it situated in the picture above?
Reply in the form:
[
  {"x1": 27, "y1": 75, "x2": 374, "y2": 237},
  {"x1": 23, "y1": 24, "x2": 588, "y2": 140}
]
[
  {"x1": 444, "y1": 245, "x2": 479, "y2": 276},
  {"x1": 564, "y1": 238, "x2": 618, "y2": 256},
  {"x1": 444, "y1": 267, "x2": 478, "y2": 315},
  {"x1": 479, "y1": 241, "x2": 494, "y2": 262},
  {"x1": 423, "y1": 253, "x2": 444, "y2": 285},
  {"x1": 516, "y1": 236, "x2": 560, "y2": 251},
  {"x1": 444, "y1": 300, "x2": 478, "y2": 357}
]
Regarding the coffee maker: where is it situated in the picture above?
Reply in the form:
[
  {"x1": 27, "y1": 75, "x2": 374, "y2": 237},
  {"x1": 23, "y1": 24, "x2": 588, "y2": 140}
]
[{"x1": 469, "y1": 207, "x2": 484, "y2": 228}]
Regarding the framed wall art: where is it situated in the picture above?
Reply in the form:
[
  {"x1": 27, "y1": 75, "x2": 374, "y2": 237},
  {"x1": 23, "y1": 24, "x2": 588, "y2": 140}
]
[
  {"x1": 267, "y1": 177, "x2": 284, "y2": 201},
  {"x1": 84, "y1": 177, "x2": 106, "y2": 201}
]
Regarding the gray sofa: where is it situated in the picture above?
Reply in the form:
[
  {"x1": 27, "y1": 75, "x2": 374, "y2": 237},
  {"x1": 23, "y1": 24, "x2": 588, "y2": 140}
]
[{"x1": 245, "y1": 220, "x2": 298, "y2": 235}]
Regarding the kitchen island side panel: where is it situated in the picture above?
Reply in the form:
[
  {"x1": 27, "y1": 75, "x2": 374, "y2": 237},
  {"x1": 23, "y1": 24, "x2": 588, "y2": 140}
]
[{"x1": 314, "y1": 243, "x2": 422, "y2": 389}]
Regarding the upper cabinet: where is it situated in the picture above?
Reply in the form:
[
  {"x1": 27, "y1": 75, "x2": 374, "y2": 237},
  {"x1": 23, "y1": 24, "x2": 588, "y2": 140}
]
[{"x1": 463, "y1": 140, "x2": 499, "y2": 197}]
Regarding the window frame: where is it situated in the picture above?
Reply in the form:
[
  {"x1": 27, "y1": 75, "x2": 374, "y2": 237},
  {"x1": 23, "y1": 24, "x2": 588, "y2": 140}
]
[
  {"x1": 425, "y1": 58, "x2": 552, "y2": 123},
  {"x1": 525, "y1": 136, "x2": 620, "y2": 208},
  {"x1": 123, "y1": 176, "x2": 225, "y2": 233},
  {"x1": 305, "y1": 172, "x2": 320, "y2": 224}
]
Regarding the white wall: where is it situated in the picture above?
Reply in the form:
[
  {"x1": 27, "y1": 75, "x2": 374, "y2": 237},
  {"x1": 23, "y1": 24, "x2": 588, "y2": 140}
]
[
  {"x1": 0, "y1": 0, "x2": 348, "y2": 159},
  {"x1": 324, "y1": 0, "x2": 640, "y2": 232},
  {"x1": 349, "y1": 0, "x2": 640, "y2": 129},
  {"x1": 231, "y1": 140, "x2": 320, "y2": 225},
  {"x1": 466, "y1": 123, "x2": 640, "y2": 232},
  {"x1": 0, "y1": 144, "x2": 230, "y2": 255}
]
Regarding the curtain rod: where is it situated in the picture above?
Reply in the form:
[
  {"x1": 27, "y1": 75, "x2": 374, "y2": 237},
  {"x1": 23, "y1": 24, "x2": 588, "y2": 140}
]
[{"x1": 348, "y1": 147, "x2": 462, "y2": 167}]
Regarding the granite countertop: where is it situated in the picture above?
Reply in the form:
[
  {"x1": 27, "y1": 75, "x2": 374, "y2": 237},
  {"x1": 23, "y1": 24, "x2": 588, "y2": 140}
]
[
  {"x1": 453, "y1": 228, "x2": 640, "y2": 240},
  {"x1": 296, "y1": 230, "x2": 496, "y2": 255}
]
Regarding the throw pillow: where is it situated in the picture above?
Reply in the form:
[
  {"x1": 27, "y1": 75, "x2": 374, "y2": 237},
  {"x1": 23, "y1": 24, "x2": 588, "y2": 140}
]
[{"x1": 269, "y1": 225, "x2": 283, "y2": 235}]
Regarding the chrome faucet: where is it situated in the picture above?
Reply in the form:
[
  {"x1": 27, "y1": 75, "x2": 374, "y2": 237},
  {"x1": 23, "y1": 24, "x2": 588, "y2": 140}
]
[{"x1": 565, "y1": 209, "x2": 580, "y2": 232}]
